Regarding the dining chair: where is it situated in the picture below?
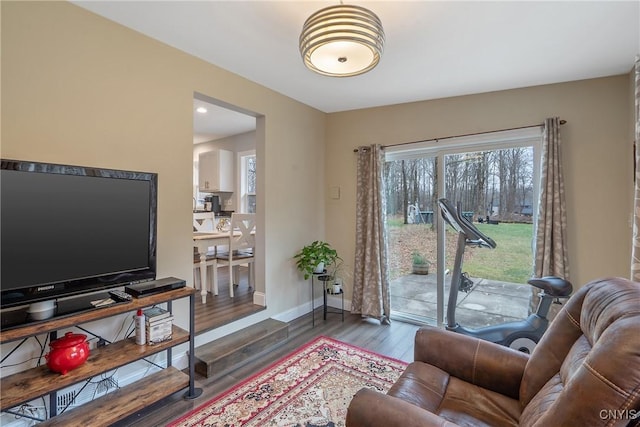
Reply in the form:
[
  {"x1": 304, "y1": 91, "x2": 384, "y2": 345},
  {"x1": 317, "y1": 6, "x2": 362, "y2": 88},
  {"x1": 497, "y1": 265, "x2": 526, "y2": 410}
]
[
  {"x1": 193, "y1": 211, "x2": 216, "y2": 294},
  {"x1": 193, "y1": 248, "x2": 217, "y2": 295},
  {"x1": 214, "y1": 213, "x2": 256, "y2": 297},
  {"x1": 193, "y1": 211, "x2": 216, "y2": 232}
]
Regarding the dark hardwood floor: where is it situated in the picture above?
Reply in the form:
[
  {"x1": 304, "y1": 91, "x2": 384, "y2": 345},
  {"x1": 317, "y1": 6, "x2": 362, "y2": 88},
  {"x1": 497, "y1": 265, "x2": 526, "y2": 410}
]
[
  {"x1": 194, "y1": 266, "x2": 265, "y2": 334},
  {"x1": 120, "y1": 303, "x2": 421, "y2": 426},
  {"x1": 113, "y1": 264, "x2": 422, "y2": 426}
]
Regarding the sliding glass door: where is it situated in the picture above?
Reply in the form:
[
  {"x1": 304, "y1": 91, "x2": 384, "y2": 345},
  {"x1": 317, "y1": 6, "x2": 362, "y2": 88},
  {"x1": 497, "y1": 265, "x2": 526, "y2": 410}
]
[
  {"x1": 385, "y1": 156, "x2": 439, "y2": 323},
  {"x1": 385, "y1": 129, "x2": 541, "y2": 326}
]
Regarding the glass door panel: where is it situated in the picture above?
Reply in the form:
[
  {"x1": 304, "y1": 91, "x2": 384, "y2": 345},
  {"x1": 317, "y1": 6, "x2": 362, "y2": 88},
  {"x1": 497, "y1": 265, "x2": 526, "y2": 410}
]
[
  {"x1": 385, "y1": 144, "x2": 536, "y2": 326},
  {"x1": 443, "y1": 148, "x2": 534, "y2": 329},
  {"x1": 385, "y1": 156, "x2": 440, "y2": 324}
]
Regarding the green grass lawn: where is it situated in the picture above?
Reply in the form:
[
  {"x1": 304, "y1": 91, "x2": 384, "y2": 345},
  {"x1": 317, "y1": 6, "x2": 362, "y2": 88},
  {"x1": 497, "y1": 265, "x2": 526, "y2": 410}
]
[
  {"x1": 453, "y1": 222, "x2": 533, "y2": 284},
  {"x1": 387, "y1": 217, "x2": 534, "y2": 284}
]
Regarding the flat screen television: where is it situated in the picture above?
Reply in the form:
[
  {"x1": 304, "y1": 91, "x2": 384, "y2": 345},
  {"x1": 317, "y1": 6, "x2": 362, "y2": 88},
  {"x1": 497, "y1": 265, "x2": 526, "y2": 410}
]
[{"x1": 1, "y1": 159, "x2": 157, "y2": 310}]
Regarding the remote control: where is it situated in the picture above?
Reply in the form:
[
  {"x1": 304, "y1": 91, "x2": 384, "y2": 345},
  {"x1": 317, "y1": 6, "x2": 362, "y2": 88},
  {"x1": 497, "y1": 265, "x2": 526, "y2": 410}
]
[{"x1": 109, "y1": 290, "x2": 133, "y2": 302}]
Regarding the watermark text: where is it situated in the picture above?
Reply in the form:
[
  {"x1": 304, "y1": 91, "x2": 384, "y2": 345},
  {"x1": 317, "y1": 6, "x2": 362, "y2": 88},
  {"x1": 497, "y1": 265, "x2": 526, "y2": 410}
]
[{"x1": 599, "y1": 410, "x2": 639, "y2": 420}]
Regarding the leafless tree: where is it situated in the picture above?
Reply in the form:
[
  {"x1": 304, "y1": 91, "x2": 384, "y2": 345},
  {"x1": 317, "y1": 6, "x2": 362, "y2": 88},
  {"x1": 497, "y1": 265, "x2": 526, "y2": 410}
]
[{"x1": 384, "y1": 146, "x2": 533, "y2": 223}]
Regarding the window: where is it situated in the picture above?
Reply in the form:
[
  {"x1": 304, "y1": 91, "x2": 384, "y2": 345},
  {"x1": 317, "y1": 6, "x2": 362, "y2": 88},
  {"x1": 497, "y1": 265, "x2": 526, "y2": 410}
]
[{"x1": 240, "y1": 151, "x2": 256, "y2": 213}]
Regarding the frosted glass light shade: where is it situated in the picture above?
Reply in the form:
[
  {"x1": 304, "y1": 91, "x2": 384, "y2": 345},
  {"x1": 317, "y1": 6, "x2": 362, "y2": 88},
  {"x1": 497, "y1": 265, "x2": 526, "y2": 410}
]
[{"x1": 299, "y1": 4, "x2": 385, "y2": 77}]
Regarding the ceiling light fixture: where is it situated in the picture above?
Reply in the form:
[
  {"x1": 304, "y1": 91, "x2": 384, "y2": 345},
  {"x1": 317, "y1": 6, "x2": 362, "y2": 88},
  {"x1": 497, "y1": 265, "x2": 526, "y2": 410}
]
[
  {"x1": 196, "y1": 107, "x2": 208, "y2": 114},
  {"x1": 299, "y1": 4, "x2": 385, "y2": 77}
]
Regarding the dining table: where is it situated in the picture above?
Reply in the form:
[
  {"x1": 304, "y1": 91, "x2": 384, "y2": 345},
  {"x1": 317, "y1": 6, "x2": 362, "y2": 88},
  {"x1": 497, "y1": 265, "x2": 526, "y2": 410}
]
[{"x1": 193, "y1": 230, "x2": 236, "y2": 303}]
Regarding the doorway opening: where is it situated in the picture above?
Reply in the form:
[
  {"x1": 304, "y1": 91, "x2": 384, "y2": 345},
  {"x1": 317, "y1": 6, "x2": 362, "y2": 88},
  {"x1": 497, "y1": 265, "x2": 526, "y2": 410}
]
[{"x1": 192, "y1": 93, "x2": 265, "y2": 334}]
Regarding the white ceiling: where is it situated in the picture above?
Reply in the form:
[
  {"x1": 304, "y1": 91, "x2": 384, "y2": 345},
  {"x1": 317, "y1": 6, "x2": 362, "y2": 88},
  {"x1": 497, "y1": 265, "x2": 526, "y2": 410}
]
[
  {"x1": 193, "y1": 98, "x2": 256, "y2": 144},
  {"x1": 73, "y1": 1, "x2": 640, "y2": 140}
]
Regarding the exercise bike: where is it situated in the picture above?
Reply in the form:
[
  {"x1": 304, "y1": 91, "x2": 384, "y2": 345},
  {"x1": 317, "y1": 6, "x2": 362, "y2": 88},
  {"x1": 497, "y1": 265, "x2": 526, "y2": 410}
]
[{"x1": 438, "y1": 198, "x2": 573, "y2": 353}]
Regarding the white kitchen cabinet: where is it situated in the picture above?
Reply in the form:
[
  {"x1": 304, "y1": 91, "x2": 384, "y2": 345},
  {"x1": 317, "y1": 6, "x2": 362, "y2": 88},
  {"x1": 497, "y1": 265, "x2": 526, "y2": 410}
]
[{"x1": 198, "y1": 149, "x2": 234, "y2": 192}]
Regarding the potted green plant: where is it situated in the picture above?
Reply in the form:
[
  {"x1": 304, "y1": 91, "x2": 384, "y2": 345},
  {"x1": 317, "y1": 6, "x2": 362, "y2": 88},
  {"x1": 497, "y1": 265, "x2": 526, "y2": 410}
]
[
  {"x1": 411, "y1": 251, "x2": 431, "y2": 275},
  {"x1": 327, "y1": 259, "x2": 351, "y2": 294},
  {"x1": 294, "y1": 241, "x2": 341, "y2": 280}
]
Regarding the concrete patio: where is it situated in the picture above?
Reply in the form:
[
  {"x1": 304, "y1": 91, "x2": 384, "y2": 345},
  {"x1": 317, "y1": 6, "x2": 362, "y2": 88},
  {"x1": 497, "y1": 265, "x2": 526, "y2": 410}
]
[{"x1": 390, "y1": 273, "x2": 532, "y2": 327}]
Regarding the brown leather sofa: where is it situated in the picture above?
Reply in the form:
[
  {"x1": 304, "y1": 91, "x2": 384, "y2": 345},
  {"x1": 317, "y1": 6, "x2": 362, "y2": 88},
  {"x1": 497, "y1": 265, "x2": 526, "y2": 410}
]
[{"x1": 346, "y1": 277, "x2": 640, "y2": 427}]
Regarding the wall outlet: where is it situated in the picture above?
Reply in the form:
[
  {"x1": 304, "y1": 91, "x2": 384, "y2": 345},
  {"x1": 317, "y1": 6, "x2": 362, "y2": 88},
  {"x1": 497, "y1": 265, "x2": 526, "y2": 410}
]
[{"x1": 329, "y1": 186, "x2": 340, "y2": 200}]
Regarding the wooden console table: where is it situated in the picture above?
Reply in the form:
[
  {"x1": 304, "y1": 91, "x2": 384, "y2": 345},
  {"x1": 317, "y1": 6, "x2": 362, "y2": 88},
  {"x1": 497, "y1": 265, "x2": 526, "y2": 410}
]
[{"x1": 0, "y1": 286, "x2": 202, "y2": 426}]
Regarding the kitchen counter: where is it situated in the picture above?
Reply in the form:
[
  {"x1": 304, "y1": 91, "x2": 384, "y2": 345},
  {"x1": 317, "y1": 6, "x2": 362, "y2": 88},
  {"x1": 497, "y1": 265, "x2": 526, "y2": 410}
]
[{"x1": 192, "y1": 210, "x2": 234, "y2": 217}]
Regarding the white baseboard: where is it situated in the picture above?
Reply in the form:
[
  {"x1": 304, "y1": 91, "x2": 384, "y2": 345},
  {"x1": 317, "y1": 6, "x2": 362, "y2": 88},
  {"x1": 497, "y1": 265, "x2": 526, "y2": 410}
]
[
  {"x1": 253, "y1": 291, "x2": 266, "y2": 306},
  {"x1": 272, "y1": 299, "x2": 317, "y2": 322},
  {"x1": 327, "y1": 293, "x2": 352, "y2": 312},
  {"x1": 272, "y1": 295, "x2": 351, "y2": 323}
]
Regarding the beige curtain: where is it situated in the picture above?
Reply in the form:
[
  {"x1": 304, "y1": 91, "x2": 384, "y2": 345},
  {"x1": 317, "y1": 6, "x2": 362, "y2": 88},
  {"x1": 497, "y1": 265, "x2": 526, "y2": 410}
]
[
  {"x1": 632, "y1": 57, "x2": 640, "y2": 281},
  {"x1": 352, "y1": 144, "x2": 390, "y2": 324},
  {"x1": 531, "y1": 117, "x2": 570, "y2": 318}
]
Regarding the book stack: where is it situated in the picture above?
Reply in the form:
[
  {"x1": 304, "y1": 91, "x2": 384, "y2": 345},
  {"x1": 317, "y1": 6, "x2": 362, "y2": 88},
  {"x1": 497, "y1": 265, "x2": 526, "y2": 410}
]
[{"x1": 143, "y1": 306, "x2": 174, "y2": 345}]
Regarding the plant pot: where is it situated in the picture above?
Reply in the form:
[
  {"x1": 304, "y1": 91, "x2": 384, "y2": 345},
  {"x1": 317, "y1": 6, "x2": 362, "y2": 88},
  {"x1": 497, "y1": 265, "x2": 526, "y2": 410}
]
[
  {"x1": 412, "y1": 263, "x2": 429, "y2": 275},
  {"x1": 314, "y1": 262, "x2": 325, "y2": 274}
]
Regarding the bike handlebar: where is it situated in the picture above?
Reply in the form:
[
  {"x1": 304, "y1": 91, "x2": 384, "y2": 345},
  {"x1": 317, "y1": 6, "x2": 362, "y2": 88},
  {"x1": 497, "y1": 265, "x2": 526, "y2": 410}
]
[{"x1": 438, "y1": 198, "x2": 497, "y2": 249}]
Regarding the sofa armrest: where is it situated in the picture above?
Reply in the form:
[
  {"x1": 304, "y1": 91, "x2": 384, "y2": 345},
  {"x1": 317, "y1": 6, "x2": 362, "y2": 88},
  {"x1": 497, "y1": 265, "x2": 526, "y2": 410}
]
[
  {"x1": 414, "y1": 326, "x2": 528, "y2": 399},
  {"x1": 346, "y1": 388, "x2": 460, "y2": 427}
]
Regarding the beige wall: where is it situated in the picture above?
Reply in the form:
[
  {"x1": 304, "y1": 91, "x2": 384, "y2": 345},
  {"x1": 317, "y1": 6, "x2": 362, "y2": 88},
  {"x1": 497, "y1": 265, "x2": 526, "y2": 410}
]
[
  {"x1": 326, "y1": 76, "x2": 633, "y2": 294},
  {"x1": 1, "y1": 1, "x2": 634, "y2": 339},
  {"x1": 1, "y1": 1, "x2": 326, "y2": 342}
]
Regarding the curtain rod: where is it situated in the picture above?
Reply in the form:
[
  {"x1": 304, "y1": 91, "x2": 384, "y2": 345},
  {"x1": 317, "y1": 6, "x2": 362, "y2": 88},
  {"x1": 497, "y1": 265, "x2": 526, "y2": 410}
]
[{"x1": 353, "y1": 119, "x2": 566, "y2": 152}]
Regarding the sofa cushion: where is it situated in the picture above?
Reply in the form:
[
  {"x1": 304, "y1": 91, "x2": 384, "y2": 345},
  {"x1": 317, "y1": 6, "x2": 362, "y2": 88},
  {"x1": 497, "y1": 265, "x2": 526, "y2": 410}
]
[
  {"x1": 387, "y1": 362, "x2": 449, "y2": 413},
  {"x1": 388, "y1": 361, "x2": 520, "y2": 427}
]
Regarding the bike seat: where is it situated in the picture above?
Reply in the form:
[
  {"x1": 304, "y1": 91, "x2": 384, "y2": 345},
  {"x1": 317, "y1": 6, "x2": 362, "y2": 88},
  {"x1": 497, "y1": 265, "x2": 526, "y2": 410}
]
[{"x1": 527, "y1": 276, "x2": 573, "y2": 297}]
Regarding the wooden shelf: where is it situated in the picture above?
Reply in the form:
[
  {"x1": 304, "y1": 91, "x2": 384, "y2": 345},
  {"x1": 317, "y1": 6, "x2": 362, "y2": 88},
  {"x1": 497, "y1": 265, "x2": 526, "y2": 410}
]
[
  {"x1": 0, "y1": 287, "x2": 195, "y2": 344},
  {"x1": 0, "y1": 285, "x2": 200, "y2": 423},
  {"x1": 38, "y1": 367, "x2": 189, "y2": 427},
  {"x1": 0, "y1": 326, "x2": 189, "y2": 411}
]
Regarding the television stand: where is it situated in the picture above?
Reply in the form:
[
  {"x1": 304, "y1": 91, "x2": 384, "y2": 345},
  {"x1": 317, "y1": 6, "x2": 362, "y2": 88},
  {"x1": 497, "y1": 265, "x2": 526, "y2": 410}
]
[
  {"x1": 0, "y1": 292, "x2": 131, "y2": 331},
  {"x1": 0, "y1": 286, "x2": 201, "y2": 426}
]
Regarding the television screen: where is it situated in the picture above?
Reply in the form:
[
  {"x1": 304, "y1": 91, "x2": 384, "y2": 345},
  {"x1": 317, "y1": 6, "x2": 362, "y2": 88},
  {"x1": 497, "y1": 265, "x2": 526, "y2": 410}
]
[{"x1": 0, "y1": 159, "x2": 157, "y2": 309}]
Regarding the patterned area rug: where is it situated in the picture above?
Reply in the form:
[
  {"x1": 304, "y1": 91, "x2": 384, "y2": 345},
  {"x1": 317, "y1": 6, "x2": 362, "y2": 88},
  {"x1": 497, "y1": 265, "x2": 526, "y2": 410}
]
[{"x1": 170, "y1": 336, "x2": 407, "y2": 427}]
